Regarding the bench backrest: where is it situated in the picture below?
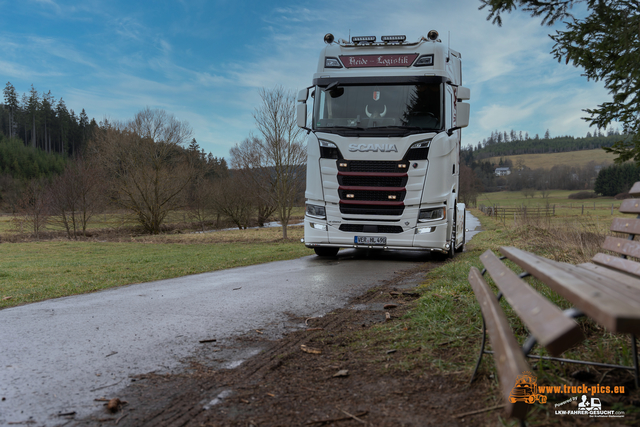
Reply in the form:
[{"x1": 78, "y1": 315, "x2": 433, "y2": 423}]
[{"x1": 594, "y1": 181, "x2": 640, "y2": 277}]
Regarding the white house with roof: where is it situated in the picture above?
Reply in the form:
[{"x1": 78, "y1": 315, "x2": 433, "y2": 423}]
[{"x1": 495, "y1": 167, "x2": 511, "y2": 176}]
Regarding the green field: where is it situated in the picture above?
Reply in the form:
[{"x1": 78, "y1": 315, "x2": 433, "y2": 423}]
[
  {"x1": 486, "y1": 148, "x2": 616, "y2": 169},
  {"x1": 478, "y1": 189, "x2": 623, "y2": 226},
  {"x1": 0, "y1": 207, "x2": 307, "y2": 235}
]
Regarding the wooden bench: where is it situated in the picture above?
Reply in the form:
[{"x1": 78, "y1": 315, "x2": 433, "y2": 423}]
[{"x1": 468, "y1": 183, "x2": 640, "y2": 423}]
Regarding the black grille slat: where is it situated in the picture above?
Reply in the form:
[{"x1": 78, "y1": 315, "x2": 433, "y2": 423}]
[
  {"x1": 338, "y1": 175, "x2": 407, "y2": 187},
  {"x1": 339, "y1": 189, "x2": 406, "y2": 202},
  {"x1": 347, "y1": 161, "x2": 401, "y2": 173},
  {"x1": 340, "y1": 205, "x2": 405, "y2": 216},
  {"x1": 339, "y1": 224, "x2": 404, "y2": 233}
]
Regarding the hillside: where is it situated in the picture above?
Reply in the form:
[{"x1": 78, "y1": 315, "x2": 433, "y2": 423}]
[{"x1": 486, "y1": 148, "x2": 616, "y2": 170}]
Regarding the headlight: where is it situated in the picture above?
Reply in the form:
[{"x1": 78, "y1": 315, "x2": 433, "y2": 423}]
[
  {"x1": 306, "y1": 204, "x2": 326, "y2": 219},
  {"x1": 418, "y1": 207, "x2": 445, "y2": 222},
  {"x1": 406, "y1": 139, "x2": 432, "y2": 160},
  {"x1": 319, "y1": 139, "x2": 341, "y2": 159}
]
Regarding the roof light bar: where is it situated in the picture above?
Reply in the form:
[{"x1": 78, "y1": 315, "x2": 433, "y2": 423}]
[
  {"x1": 381, "y1": 35, "x2": 406, "y2": 42},
  {"x1": 351, "y1": 36, "x2": 376, "y2": 43}
]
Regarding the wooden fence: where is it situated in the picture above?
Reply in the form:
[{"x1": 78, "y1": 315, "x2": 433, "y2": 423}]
[{"x1": 479, "y1": 205, "x2": 555, "y2": 224}]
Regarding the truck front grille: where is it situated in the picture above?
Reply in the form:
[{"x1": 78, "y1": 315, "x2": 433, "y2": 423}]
[
  {"x1": 339, "y1": 188, "x2": 406, "y2": 202},
  {"x1": 339, "y1": 203, "x2": 404, "y2": 216},
  {"x1": 338, "y1": 174, "x2": 407, "y2": 187},
  {"x1": 345, "y1": 160, "x2": 407, "y2": 173},
  {"x1": 339, "y1": 224, "x2": 404, "y2": 233}
]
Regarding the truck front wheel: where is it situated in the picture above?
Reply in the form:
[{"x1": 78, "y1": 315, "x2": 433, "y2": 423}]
[
  {"x1": 314, "y1": 247, "x2": 340, "y2": 257},
  {"x1": 455, "y1": 209, "x2": 466, "y2": 253}
]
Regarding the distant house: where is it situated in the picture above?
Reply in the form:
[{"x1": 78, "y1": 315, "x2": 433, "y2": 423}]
[{"x1": 495, "y1": 167, "x2": 511, "y2": 176}]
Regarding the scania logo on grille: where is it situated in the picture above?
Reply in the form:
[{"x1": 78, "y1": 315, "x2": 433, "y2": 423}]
[{"x1": 348, "y1": 143, "x2": 398, "y2": 153}]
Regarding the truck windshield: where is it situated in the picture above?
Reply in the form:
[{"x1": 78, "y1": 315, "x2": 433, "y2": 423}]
[{"x1": 313, "y1": 83, "x2": 443, "y2": 134}]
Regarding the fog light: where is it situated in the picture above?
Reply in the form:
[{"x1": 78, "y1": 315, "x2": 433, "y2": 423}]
[
  {"x1": 388, "y1": 195, "x2": 396, "y2": 200},
  {"x1": 415, "y1": 227, "x2": 435, "y2": 235},
  {"x1": 346, "y1": 194, "x2": 355, "y2": 199},
  {"x1": 311, "y1": 222, "x2": 327, "y2": 231},
  {"x1": 339, "y1": 162, "x2": 348, "y2": 168}
]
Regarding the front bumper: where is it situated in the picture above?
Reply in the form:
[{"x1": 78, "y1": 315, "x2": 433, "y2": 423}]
[{"x1": 303, "y1": 217, "x2": 449, "y2": 252}]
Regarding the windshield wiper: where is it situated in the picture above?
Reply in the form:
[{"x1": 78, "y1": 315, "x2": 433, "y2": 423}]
[
  {"x1": 321, "y1": 126, "x2": 366, "y2": 131},
  {"x1": 369, "y1": 126, "x2": 424, "y2": 130}
]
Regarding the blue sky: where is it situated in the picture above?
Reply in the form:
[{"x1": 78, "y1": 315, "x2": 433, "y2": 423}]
[{"x1": 1, "y1": 0, "x2": 608, "y2": 158}]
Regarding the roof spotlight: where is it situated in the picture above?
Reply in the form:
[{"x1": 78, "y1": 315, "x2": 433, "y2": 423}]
[
  {"x1": 427, "y1": 30, "x2": 439, "y2": 41},
  {"x1": 324, "y1": 33, "x2": 335, "y2": 44}
]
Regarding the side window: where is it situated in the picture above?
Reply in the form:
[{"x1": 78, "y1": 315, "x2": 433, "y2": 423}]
[{"x1": 445, "y1": 85, "x2": 454, "y2": 130}]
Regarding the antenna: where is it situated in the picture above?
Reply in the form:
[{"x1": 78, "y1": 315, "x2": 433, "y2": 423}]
[
  {"x1": 447, "y1": 31, "x2": 451, "y2": 62},
  {"x1": 349, "y1": 29, "x2": 351, "y2": 43}
]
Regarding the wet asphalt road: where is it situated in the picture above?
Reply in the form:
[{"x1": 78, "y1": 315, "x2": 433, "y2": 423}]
[{"x1": 0, "y1": 214, "x2": 481, "y2": 426}]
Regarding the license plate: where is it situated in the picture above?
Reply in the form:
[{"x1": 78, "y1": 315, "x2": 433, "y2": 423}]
[{"x1": 355, "y1": 236, "x2": 387, "y2": 245}]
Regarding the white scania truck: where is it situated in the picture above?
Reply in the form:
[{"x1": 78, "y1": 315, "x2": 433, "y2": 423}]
[{"x1": 297, "y1": 31, "x2": 470, "y2": 258}]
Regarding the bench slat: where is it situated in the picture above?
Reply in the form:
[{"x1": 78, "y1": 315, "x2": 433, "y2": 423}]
[
  {"x1": 480, "y1": 250, "x2": 584, "y2": 356},
  {"x1": 592, "y1": 252, "x2": 640, "y2": 277},
  {"x1": 558, "y1": 264, "x2": 640, "y2": 306},
  {"x1": 629, "y1": 182, "x2": 640, "y2": 196},
  {"x1": 619, "y1": 199, "x2": 640, "y2": 214},
  {"x1": 602, "y1": 236, "x2": 640, "y2": 258},
  {"x1": 500, "y1": 247, "x2": 640, "y2": 335},
  {"x1": 578, "y1": 262, "x2": 640, "y2": 292},
  {"x1": 610, "y1": 217, "x2": 640, "y2": 235},
  {"x1": 468, "y1": 267, "x2": 530, "y2": 420}
]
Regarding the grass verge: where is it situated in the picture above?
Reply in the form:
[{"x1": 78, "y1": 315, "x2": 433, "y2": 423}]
[
  {"x1": 0, "y1": 226, "x2": 311, "y2": 309},
  {"x1": 353, "y1": 209, "x2": 639, "y2": 425}
]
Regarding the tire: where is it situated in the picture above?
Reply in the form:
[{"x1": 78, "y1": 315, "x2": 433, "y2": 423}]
[
  {"x1": 314, "y1": 247, "x2": 339, "y2": 257},
  {"x1": 455, "y1": 209, "x2": 466, "y2": 253}
]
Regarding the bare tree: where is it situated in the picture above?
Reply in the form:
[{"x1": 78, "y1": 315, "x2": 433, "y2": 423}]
[
  {"x1": 231, "y1": 87, "x2": 306, "y2": 238},
  {"x1": 210, "y1": 176, "x2": 254, "y2": 229},
  {"x1": 459, "y1": 164, "x2": 482, "y2": 207},
  {"x1": 229, "y1": 136, "x2": 278, "y2": 226},
  {"x1": 14, "y1": 178, "x2": 49, "y2": 239},
  {"x1": 48, "y1": 158, "x2": 106, "y2": 239},
  {"x1": 89, "y1": 108, "x2": 195, "y2": 234}
]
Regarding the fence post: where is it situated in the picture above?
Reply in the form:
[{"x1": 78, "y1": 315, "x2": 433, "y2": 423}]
[
  {"x1": 582, "y1": 204, "x2": 584, "y2": 215},
  {"x1": 611, "y1": 204, "x2": 614, "y2": 215},
  {"x1": 553, "y1": 204, "x2": 555, "y2": 215}
]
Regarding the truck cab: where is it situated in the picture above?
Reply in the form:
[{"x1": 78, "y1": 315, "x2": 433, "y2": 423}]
[{"x1": 298, "y1": 32, "x2": 470, "y2": 257}]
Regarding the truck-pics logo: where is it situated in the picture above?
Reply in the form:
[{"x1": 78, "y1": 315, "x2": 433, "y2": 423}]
[
  {"x1": 509, "y1": 372, "x2": 547, "y2": 404},
  {"x1": 348, "y1": 143, "x2": 398, "y2": 153},
  {"x1": 510, "y1": 371, "x2": 626, "y2": 418}
]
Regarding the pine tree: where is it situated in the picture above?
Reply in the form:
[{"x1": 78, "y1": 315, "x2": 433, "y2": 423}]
[{"x1": 3, "y1": 82, "x2": 18, "y2": 139}]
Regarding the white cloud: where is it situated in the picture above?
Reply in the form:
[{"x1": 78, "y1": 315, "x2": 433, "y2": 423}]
[{"x1": 2, "y1": 0, "x2": 611, "y2": 159}]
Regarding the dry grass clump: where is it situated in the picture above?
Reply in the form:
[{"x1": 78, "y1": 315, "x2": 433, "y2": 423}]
[{"x1": 506, "y1": 215, "x2": 607, "y2": 264}]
